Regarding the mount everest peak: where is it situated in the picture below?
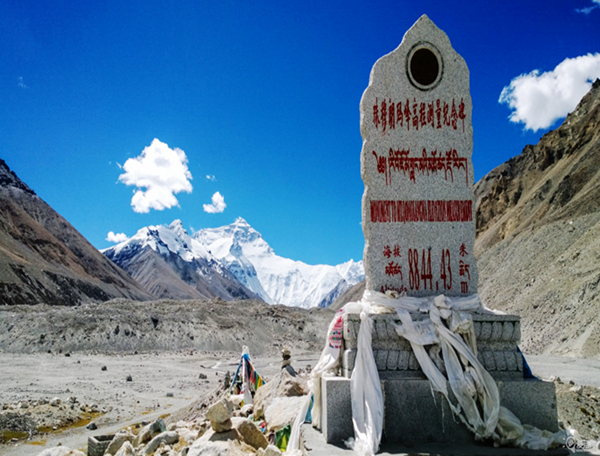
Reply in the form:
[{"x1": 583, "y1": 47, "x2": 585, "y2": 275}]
[
  {"x1": 103, "y1": 218, "x2": 364, "y2": 308},
  {"x1": 193, "y1": 219, "x2": 364, "y2": 308}
]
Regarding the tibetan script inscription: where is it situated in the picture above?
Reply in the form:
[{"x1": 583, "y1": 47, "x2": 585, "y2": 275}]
[{"x1": 360, "y1": 15, "x2": 478, "y2": 297}]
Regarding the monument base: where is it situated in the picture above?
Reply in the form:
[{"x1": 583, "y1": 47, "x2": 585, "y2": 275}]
[{"x1": 321, "y1": 377, "x2": 558, "y2": 445}]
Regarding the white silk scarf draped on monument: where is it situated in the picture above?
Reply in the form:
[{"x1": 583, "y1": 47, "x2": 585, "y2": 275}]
[{"x1": 307, "y1": 290, "x2": 567, "y2": 456}]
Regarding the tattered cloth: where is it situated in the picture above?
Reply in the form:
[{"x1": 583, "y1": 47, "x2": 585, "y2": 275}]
[
  {"x1": 308, "y1": 290, "x2": 568, "y2": 456},
  {"x1": 230, "y1": 351, "x2": 265, "y2": 400}
]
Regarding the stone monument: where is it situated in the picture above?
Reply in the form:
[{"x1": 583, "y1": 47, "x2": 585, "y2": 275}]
[
  {"x1": 319, "y1": 15, "x2": 558, "y2": 446},
  {"x1": 361, "y1": 14, "x2": 477, "y2": 298}
]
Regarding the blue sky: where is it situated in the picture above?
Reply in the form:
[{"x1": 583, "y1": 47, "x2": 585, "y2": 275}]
[{"x1": 2, "y1": 0, "x2": 600, "y2": 266}]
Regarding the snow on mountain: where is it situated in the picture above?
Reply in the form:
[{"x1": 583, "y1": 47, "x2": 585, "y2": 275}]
[
  {"x1": 103, "y1": 217, "x2": 364, "y2": 308},
  {"x1": 102, "y1": 220, "x2": 257, "y2": 301},
  {"x1": 193, "y1": 217, "x2": 364, "y2": 308},
  {"x1": 335, "y1": 259, "x2": 365, "y2": 286}
]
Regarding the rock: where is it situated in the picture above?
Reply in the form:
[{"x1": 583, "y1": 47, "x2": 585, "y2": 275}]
[
  {"x1": 240, "y1": 404, "x2": 253, "y2": 417},
  {"x1": 126, "y1": 375, "x2": 133, "y2": 382},
  {"x1": 570, "y1": 385, "x2": 583, "y2": 394},
  {"x1": 176, "y1": 427, "x2": 199, "y2": 444},
  {"x1": 253, "y1": 369, "x2": 306, "y2": 419},
  {"x1": 86, "y1": 421, "x2": 97, "y2": 430},
  {"x1": 264, "y1": 396, "x2": 306, "y2": 432},
  {"x1": 113, "y1": 441, "x2": 135, "y2": 456},
  {"x1": 101, "y1": 366, "x2": 107, "y2": 371},
  {"x1": 231, "y1": 417, "x2": 268, "y2": 450},
  {"x1": 105, "y1": 430, "x2": 134, "y2": 455},
  {"x1": 50, "y1": 397, "x2": 61, "y2": 407},
  {"x1": 133, "y1": 418, "x2": 167, "y2": 447},
  {"x1": 188, "y1": 428, "x2": 254, "y2": 456},
  {"x1": 276, "y1": 369, "x2": 306, "y2": 397},
  {"x1": 263, "y1": 444, "x2": 283, "y2": 456},
  {"x1": 35, "y1": 447, "x2": 86, "y2": 456},
  {"x1": 199, "y1": 373, "x2": 207, "y2": 379},
  {"x1": 206, "y1": 398, "x2": 233, "y2": 432},
  {"x1": 141, "y1": 430, "x2": 179, "y2": 455}
]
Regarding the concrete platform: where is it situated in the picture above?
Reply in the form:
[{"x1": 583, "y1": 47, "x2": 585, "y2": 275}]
[{"x1": 321, "y1": 377, "x2": 558, "y2": 446}]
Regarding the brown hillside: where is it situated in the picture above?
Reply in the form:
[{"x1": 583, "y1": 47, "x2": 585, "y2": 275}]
[
  {"x1": 475, "y1": 80, "x2": 600, "y2": 358},
  {"x1": 0, "y1": 159, "x2": 153, "y2": 305}
]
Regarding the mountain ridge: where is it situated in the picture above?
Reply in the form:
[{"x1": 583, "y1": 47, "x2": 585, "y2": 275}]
[
  {"x1": 474, "y1": 79, "x2": 600, "y2": 358},
  {"x1": 103, "y1": 217, "x2": 364, "y2": 308},
  {"x1": 0, "y1": 159, "x2": 153, "y2": 305},
  {"x1": 102, "y1": 220, "x2": 258, "y2": 301}
]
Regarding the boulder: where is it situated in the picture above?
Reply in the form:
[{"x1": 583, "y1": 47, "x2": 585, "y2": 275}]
[
  {"x1": 141, "y1": 430, "x2": 179, "y2": 455},
  {"x1": 206, "y1": 398, "x2": 233, "y2": 432},
  {"x1": 133, "y1": 418, "x2": 167, "y2": 447},
  {"x1": 113, "y1": 442, "x2": 135, "y2": 456},
  {"x1": 176, "y1": 427, "x2": 199, "y2": 444},
  {"x1": 105, "y1": 430, "x2": 134, "y2": 455},
  {"x1": 264, "y1": 396, "x2": 306, "y2": 432},
  {"x1": 261, "y1": 444, "x2": 283, "y2": 456},
  {"x1": 231, "y1": 417, "x2": 268, "y2": 450},
  {"x1": 187, "y1": 434, "x2": 255, "y2": 456},
  {"x1": 253, "y1": 370, "x2": 307, "y2": 419},
  {"x1": 234, "y1": 404, "x2": 253, "y2": 417}
]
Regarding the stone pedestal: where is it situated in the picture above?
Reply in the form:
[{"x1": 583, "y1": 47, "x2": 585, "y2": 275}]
[
  {"x1": 342, "y1": 313, "x2": 524, "y2": 381},
  {"x1": 321, "y1": 377, "x2": 558, "y2": 445},
  {"x1": 319, "y1": 312, "x2": 559, "y2": 445}
]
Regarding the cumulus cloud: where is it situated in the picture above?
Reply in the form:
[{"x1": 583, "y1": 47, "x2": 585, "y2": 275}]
[
  {"x1": 576, "y1": 0, "x2": 600, "y2": 14},
  {"x1": 203, "y1": 191, "x2": 226, "y2": 213},
  {"x1": 106, "y1": 231, "x2": 129, "y2": 243},
  {"x1": 206, "y1": 174, "x2": 216, "y2": 181},
  {"x1": 118, "y1": 138, "x2": 193, "y2": 213},
  {"x1": 499, "y1": 53, "x2": 600, "y2": 131},
  {"x1": 17, "y1": 76, "x2": 28, "y2": 89}
]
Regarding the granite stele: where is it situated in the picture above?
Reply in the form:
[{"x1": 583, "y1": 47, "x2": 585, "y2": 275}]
[{"x1": 317, "y1": 15, "x2": 559, "y2": 449}]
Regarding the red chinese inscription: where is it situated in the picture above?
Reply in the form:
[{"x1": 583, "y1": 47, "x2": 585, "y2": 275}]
[{"x1": 372, "y1": 97, "x2": 467, "y2": 132}]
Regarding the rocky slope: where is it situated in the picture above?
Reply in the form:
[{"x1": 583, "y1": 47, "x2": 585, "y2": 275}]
[
  {"x1": 0, "y1": 298, "x2": 333, "y2": 356},
  {"x1": 0, "y1": 159, "x2": 152, "y2": 305},
  {"x1": 474, "y1": 79, "x2": 600, "y2": 358}
]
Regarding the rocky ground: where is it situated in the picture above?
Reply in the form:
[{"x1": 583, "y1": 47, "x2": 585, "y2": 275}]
[
  {"x1": 2, "y1": 298, "x2": 600, "y2": 455},
  {"x1": 0, "y1": 350, "x2": 321, "y2": 455}
]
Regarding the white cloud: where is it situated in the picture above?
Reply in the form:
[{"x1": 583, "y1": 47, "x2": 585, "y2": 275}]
[
  {"x1": 576, "y1": 0, "x2": 600, "y2": 14},
  {"x1": 17, "y1": 76, "x2": 28, "y2": 89},
  {"x1": 206, "y1": 174, "x2": 216, "y2": 181},
  {"x1": 118, "y1": 138, "x2": 193, "y2": 213},
  {"x1": 203, "y1": 191, "x2": 226, "y2": 213},
  {"x1": 106, "y1": 231, "x2": 129, "y2": 243},
  {"x1": 499, "y1": 53, "x2": 600, "y2": 131}
]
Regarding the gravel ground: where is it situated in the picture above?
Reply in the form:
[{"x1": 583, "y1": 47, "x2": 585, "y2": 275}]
[{"x1": 0, "y1": 350, "x2": 322, "y2": 456}]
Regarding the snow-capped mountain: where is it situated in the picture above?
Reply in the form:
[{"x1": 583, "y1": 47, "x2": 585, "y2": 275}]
[
  {"x1": 102, "y1": 220, "x2": 258, "y2": 301},
  {"x1": 103, "y1": 217, "x2": 364, "y2": 308},
  {"x1": 193, "y1": 218, "x2": 364, "y2": 308}
]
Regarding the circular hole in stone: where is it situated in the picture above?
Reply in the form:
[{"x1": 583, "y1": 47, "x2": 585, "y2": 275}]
[{"x1": 407, "y1": 43, "x2": 443, "y2": 90}]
